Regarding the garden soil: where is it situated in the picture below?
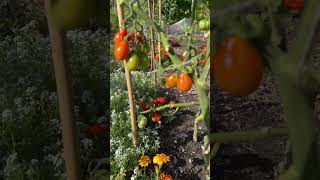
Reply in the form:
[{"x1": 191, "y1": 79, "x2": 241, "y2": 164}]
[{"x1": 159, "y1": 21, "x2": 320, "y2": 179}]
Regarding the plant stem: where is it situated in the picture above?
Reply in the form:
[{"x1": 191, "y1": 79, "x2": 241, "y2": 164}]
[
  {"x1": 210, "y1": 128, "x2": 287, "y2": 143},
  {"x1": 139, "y1": 101, "x2": 199, "y2": 114}
]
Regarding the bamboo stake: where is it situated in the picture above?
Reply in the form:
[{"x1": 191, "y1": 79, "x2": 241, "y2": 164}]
[
  {"x1": 45, "y1": 1, "x2": 81, "y2": 179},
  {"x1": 116, "y1": 0, "x2": 137, "y2": 147},
  {"x1": 157, "y1": 0, "x2": 162, "y2": 85},
  {"x1": 147, "y1": 0, "x2": 155, "y2": 72}
]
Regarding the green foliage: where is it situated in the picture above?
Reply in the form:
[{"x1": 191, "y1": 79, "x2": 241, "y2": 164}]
[
  {"x1": 110, "y1": 70, "x2": 160, "y2": 175},
  {"x1": 0, "y1": 20, "x2": 108, "y2": 179},
  {"x1": 162, "y1": 0, "x2": 192, "y2": 24}
]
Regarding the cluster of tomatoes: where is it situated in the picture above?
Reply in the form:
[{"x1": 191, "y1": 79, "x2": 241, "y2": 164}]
[
  {"x1": 113, "y1": 28, "x2": 150, "y2": 71},
  {"x1": 165, "y1": 73, "x2": 193, "y2": 93}
]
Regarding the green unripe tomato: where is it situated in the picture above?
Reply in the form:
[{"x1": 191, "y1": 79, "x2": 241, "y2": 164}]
[
  {"x1": 199, "y1": 19, "x2": 210, "y2": 31},
  {"x1": 126, "y1": 52, "x2": 140, "y2": 71},
  {"x1": 139, "y1": 54, "x2": 150, "y2": 71},
  {"x1": 48, "y1": 0, "x2": 94, "y2": 30},
  {"x1": 140, "y1": 42, "x2": 150, "y2": 54},
  {"x1": 138, "y1": 115, "x2": 147, "y2": 129}
]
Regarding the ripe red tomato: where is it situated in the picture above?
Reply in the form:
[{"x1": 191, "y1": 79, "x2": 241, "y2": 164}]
[
  {"x1": 127, "y1": 32, "x2": 136, "y2": 43},
  {"x1": 127, "y1": 32, "x2": 143, "y2": 43},
  {"x1": 114, "y1": 32, "x2": 123, "y2": 46},
  {"x1": 212, "y1": 35, "x2": 263, "y2": 96},
  {"x1": 114, "y1": 41, "x2": 129, "y2": 61},
  {"x1": 119, "y1": 28, "x2": 127, "y2": 37},
  {"x1": 285, "y1": 0, "x2": 304, "y2": 10},
  {"x1": 135, "y1": 32, "x2": 143, "y2": 42},
  {"x1": 114, "y1": 28, "x2": 127, "y2": 46},
  {"x1": 177, "y1": 73, "x2": 192, "y2": 92},
  {"x1": 165, "y1": 74, "x2": 178, "y2": 88}
]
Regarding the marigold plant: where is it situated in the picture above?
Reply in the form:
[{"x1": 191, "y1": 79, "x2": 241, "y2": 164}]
[
  {"x1": 153, "y1": 153, "x2": 170, "y2": 166},
  {"x1": 138, "y1": 155, "x2": 151, "y2": 167}
]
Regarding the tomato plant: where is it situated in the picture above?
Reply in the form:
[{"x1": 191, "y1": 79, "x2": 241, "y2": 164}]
[
  {"x1": 177, "y1": 73, "x2": 193, "y2": 92},
  {"x1": 114, "y1": 40, "x2": 129, "y2": 61},
  {"x1": 212, "y1": 35, "x2": 263, "y2": 96}
]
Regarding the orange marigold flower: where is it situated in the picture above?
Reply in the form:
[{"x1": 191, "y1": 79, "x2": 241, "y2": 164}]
[
  {"x1": 151, "y1": 112, "x2": 161, "y2": 122},
  {"x1": 138, "y1": 155, "x2": 151, "y2": 167},
  {"x1": 160, "y1": 173, "x2": 173, "y2": 180},
  {"x1": 153, "y1": 153, "x2": 170, "y2": 166}
]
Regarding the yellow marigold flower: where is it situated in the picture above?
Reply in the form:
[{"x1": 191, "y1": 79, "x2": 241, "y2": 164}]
[
  {"x1": 160, "y1": 172, "x2": 173, "y2": 180},
  {"x1": 138, "y1": 155, "x2": 151, "y2": 167},
  {"x1": 153, "y1": 153, "x2": 170, "y2": 166}
]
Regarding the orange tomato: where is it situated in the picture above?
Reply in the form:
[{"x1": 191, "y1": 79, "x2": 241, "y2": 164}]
[
  {"x1": 177, "y1": 73, "x2": 192, "y2": 92},
  {"x1": 212, "y1": 35, "x2": 263, "y2": 96},
  {"x1": 165, "y1": 75, "x2": 178, "y2": 88},
  {"x1": 114, "y1": 41, "x2": 129, "y2": 61}
]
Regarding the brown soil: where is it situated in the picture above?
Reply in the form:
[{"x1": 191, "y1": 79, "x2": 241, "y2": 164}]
[{"x1": 159, "y1": 88, "x2": 207, "y2": 179}]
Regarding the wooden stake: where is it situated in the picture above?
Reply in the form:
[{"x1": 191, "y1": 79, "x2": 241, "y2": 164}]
[
  {"x1": 45, "y1": 1, "x2": 81, "y2": 179},
  {"x1": 157, "y1": 0, "x2": 162, "y2": 84},
  {"x1": 116, "y1": 0, "x2": 137, "y2": 147},
  {"x1": 148, "y1": 0, "x2": 155, "y2": 72}
]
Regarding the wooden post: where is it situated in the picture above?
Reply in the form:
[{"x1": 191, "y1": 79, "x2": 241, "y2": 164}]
[
  {"x1": 45, "y1": 1, "x2": 81, "y2": 179},
  {"x1": 116, "y1": 0, "x2": 137, "y2": 147},
  {"x1": 157, "y1": 0, "x2": 162, "y2": 84},
  {"x1": 147, "y1": 0, "x2": 155, "y2": 72}
]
